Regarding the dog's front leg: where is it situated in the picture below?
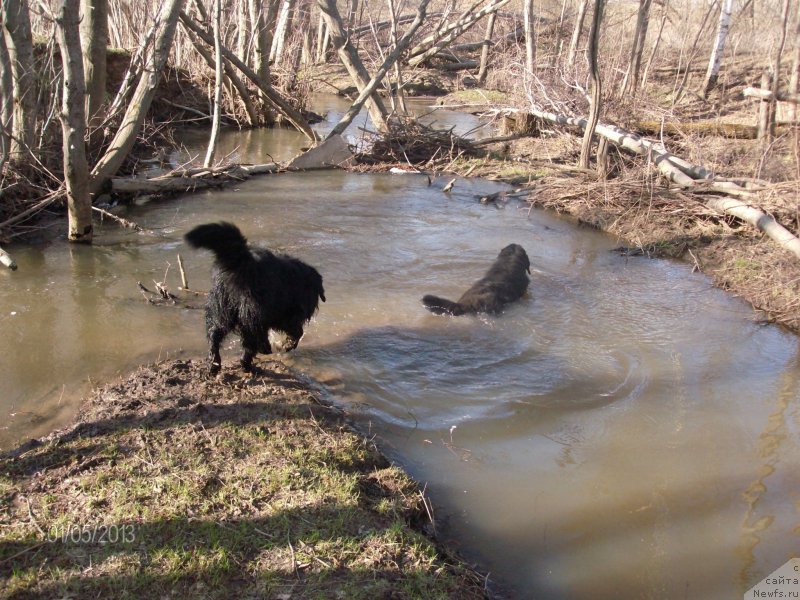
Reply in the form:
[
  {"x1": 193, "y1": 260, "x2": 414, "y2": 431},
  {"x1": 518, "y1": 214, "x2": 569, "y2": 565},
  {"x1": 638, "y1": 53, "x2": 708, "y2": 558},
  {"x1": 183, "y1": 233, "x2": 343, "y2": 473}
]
[
  {"x1": 281, "y1": 323, "x2": 304, "y2": 352},
  {"x1": 240, "y1": 333, "x2": 270, "y2": 372},
  {"x1": 208, "y1": 327, "x2": 225, "y2": 374}
]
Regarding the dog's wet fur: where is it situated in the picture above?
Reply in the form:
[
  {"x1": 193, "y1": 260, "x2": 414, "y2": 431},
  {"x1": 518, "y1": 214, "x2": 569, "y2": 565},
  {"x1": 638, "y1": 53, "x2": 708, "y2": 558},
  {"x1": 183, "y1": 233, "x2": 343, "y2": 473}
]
[
  {"x1": 185, "y1": 222, "x2": 325, "y2": 373},
  {"x1": 422, "y1": 244, "x2": 530, "y2": 316}
]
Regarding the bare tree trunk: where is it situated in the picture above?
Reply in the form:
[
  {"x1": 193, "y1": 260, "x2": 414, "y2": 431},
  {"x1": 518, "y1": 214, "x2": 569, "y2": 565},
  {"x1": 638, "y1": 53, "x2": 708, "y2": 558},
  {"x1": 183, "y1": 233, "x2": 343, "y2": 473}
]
[
  {"x1": 702, "y1": 0, "x2": 734, "y2": 97},
  {"x1": 566, "y1": 0, "x2": 588, "y2": 69},
  {"x1": 180, "y1": 8, "x2": 316, "y2": 139},
  {"x1": 301, "y1": 21, "x2": 312, "y2": 65},
  {"x1": 789, "y1": 2, "x2": 800, "y2": 124},
  {"x1": 327, "y1": 0, "x2": 429, "y2": 138},
  {"x1": 284, "y1": 0, "x2": 308, "y2": 88},
  {"x1": 80, "y1": 0, "x2": 107, "y2": 149},
  {"x1": 523, "y1": 0, "x2": 535, "y2": 74},
  {"x1": 191, "y1": 0, "x2": 258, "y2": 125},
  {"x1": 477, "y1": 10, "x2": 495, "y2": 85},
  {"x1": 204, "y1": 0, "x2": 222, "y2": 167},
  {"x1": 578, "y1": 0, "x2": 603, "y2": 169},
  {"x1": 757, "y1": 69, "x2": 773, "y2": 140},
  {"x1": 673, "y1": 0, "x2": 715, "y2": 103},
  {"x1": 317, "y1": 0, "x2": 389, "y2": 132},
  {"x1": 271, "y1": 0, "x2": 295, "y2": 64},
  {"x1": 55, "y1": 0, "x2": 93, "y2": 243},
  {"x1": 790, "y1": 2, "x2": 800, "y2": 91},
  {"x1": 407, "y1": 0, "x2": 511, "y2": 67},
  {"x1": 189, "y1": 22, "x2": 259, "y2": 125},
  {"x1": 762, "y1": 0, "x2": 792, "y2": 142},
  {"x1": 387, "y1": 0, "x2": 407, "y2": 114},
  {"x1": 249, "y1": 0, "x2": 270, "y2": 81},
  {"x1": 346, "y1": 0, "x2": 359, "y2": 33},
  {"x1": 315, "y1": 11, "x2": 327, "y2": 62},
  {"x1": 551, "y1": 0, "x2": 568, "y2": 67},
  {"x1": 0, "y1": 29, "x2": 13, "y2": 170},
  {"x1": 2, "y1": 0, "x2": 35, "y2": 162},
  {"x1": 89, "y1": 0, "x2": 185, "y2": 197},
  {"x1": 639, "y1": 2, "x2": 666, "y2": 91},
  {"x1": 619, "y1": 0, "x2": 651, "y2": 96},
  {"x1": 236, "y1": 0, "x2": 249, "y2": 62}
]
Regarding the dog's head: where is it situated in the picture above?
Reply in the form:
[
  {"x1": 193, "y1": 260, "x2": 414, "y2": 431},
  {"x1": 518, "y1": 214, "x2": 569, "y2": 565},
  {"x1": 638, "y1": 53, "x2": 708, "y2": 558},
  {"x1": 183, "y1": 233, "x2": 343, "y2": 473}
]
[{"x1": 499, "y1": 244, "x2": 531, "y2": 274}]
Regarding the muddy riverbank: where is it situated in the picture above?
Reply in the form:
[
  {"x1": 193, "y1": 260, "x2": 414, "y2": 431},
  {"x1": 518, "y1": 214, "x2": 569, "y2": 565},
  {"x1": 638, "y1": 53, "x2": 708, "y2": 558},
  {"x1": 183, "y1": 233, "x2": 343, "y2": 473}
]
[{"x1": 0, "y1": 358, "x2": 490, "y2": 599}]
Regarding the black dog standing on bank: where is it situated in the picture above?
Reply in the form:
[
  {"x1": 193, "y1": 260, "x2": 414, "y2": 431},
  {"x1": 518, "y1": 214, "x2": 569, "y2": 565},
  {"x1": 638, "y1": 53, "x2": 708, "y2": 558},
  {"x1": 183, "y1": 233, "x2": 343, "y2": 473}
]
[
  {"x1": 185, "y1": 222, "x2": 325, "y2": 373},
  {"x1": 422, "y1": 244, "x2": 531, "y2": 316}
]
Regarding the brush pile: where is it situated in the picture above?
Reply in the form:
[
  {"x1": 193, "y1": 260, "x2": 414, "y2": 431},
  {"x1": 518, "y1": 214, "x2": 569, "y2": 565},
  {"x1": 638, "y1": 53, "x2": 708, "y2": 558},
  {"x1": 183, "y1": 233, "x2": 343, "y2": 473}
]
[{"x1": 357, "y1": 118, "x2": 479, "y2": 165}]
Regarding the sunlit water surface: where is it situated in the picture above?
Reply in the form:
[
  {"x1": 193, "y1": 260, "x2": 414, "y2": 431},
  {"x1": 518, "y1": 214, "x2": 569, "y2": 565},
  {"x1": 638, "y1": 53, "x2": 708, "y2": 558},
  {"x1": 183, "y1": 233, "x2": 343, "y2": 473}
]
[{"x1": 0, "y1": 101, "x2": 798, "y2": 599}]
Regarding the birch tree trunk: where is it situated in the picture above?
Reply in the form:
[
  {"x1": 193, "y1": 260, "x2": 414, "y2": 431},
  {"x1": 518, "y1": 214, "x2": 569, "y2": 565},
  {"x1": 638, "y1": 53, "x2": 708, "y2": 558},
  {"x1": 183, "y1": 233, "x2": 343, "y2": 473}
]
[
  {"x1": 55, "y1": 0, "x2": 93, "y2": 243},
  {"x1": 566, "y1": 0, "x2": 588, "y2": 69},
  {"x1": 619, "y1": 0, "x2": 651, "y2": 96},
  {"x1": 80, "y1": 0, "x2": 107, "y2": 146},
  {"x1": 317, "y1": 0, "x2": 389, "y2": 132},
  {"x1": 701, "y1": 0, "x2": 734, "y2": 97},
  {"x1": 2, "y1": 0, "x2": 35, "y2": 162},
  {"x1": 89, "y1": 0, "x2": 185, "y2": 197},
  {"x1": 204, "y1": 0, "x2": 222, "y2": 167},
  {"x1": 0, "y1": 31, "x2": 13, "y2": 170},
  {"x1": 270, "y1": 0, "x2": 294, "y2": 64},
  {"x1": 578, "y1": 0, "x2": 603, "y2": 169},
  {"x1": 523, "y1": 0, "x2": 535, "y2": 74}
]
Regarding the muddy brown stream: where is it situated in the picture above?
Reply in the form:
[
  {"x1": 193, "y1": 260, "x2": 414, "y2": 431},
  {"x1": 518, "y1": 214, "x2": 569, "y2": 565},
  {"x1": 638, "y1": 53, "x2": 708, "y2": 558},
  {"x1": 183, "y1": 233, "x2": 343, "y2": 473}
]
[{"x1": 0, "y1": 99, "x2": 798, "y2": 598}]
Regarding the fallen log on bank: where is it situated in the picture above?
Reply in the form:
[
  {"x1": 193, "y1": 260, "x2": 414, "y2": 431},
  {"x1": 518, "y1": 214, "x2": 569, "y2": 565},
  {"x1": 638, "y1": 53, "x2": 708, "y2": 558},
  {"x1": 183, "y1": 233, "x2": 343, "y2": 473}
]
[
  {"x1": 437, "y1": 60, "x2": 479, "y2": 71},
  {"x1": 742, "y1": 87, "x2": 800, "y2": 104},
  {"x1": 0, "y1": 245, "x2": 17, "y2": 270},
  {"x1": 522, "y1": 107, "x2": 800, "y2": 260},
  {"x1": 634, "y1": 119, "x2": 761, "y2": 140},
  {"x1": 110, "y1": 163, "x2": 280, "y2": 195}
]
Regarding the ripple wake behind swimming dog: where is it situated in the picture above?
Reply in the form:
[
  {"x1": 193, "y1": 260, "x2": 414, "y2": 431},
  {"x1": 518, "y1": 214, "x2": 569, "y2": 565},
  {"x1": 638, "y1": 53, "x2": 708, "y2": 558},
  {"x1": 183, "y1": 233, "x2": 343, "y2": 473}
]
[
  {"x1": 185, "y1": 222, "x2": 325, "y2": 373},
  {"x1": 422, "y1": 244, "x2": 530, "y2": 316}
]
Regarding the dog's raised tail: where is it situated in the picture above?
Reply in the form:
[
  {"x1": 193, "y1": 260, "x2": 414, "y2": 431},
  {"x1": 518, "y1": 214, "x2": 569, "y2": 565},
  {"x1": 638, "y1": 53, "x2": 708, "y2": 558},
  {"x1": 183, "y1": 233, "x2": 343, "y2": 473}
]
[
  {"x1": 185, "y1": 222, "x2": 252, "y2": 272},
  {"x1": 422, "y1": 294, "x2": 464, "y2": 316}
]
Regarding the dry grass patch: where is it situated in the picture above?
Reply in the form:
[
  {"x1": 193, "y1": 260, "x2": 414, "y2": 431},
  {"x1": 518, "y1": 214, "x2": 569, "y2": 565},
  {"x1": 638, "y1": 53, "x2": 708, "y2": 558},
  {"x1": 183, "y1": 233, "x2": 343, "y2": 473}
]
[{"x1": 0, "y1": 360, "x2": 486, "y2": 599}]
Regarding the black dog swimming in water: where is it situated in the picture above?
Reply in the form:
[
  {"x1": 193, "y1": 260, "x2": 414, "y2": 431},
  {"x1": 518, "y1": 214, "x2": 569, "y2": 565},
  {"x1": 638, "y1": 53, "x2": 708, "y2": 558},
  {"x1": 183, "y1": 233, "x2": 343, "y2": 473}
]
[
  {"x1": 422, "y1": 244, "x2": 530, "y2": 316},
  {"x1": 185, "y1": 222, "x2": 325, "y2": 373}
]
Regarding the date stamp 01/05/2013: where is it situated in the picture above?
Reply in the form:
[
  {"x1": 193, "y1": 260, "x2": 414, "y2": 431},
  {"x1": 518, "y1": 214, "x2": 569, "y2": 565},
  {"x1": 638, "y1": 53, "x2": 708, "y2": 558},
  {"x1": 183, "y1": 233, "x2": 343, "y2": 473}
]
[{"x1": 46, "y1": 523, "x2": 137, "y2": 545}]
